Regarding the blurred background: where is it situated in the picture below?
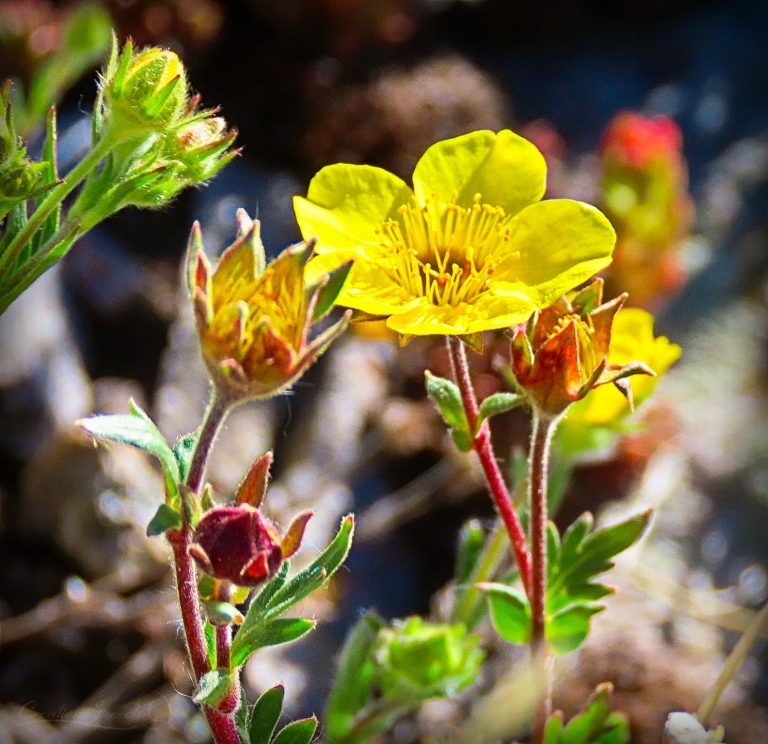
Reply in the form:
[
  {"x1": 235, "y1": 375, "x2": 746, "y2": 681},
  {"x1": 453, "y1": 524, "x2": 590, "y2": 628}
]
[{"x1": 0, "y1": 0, "x2": 767, "y2": 742}]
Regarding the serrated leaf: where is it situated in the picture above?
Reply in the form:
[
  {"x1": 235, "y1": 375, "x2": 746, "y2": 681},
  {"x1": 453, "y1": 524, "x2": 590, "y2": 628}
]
[
  {"x1": 230, "y1": 618, "x2": 315, "y2": 668},
  {"x1": 478, "y1": 392, "x2": 523, "y2": 425},
  {"x1": 547, "y1": 603, "x2": 604, "y2": 655},
  {"x1": 549, "y1": 511, "x2": 651, "y2": 600},
  {"x1": 481, "y1": 583, "x2": 531, "y2": 645},
  {"x1": 249, "y1": 684, "x2": 284, "y2": 744},
  {"x1": 325, "y1": 613, "x2": 384, "y2": 740},
  {"x1": 425, "y1": 372, "x2": 471, "y2": 437},
  {"x1": 146, "y1": 503, "x2": 182, "y2": 536},
  {"x1": 77, "y1": 400, "x2": 179, "y2": 485},
  {"x1": 272, "y1": 717, "x2": 318, "y2": 744},
  {"x1": 311, "y1": 260, "x2": 353, "y2": 320},
  {"x1": 193, "y1": 669, "x2": 232, "y2": 706},
  {"x1": 173, "y1": 431, "x2": 200, "y2": 483},
  {"x1": 264, "y1": 514, "x2": 354, "y2": 618}
]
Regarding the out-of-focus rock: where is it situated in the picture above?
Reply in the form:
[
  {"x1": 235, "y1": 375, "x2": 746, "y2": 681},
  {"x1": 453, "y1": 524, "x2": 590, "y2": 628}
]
[
  {"x1": 0, "y1": 268, "x2": 92, "y2": 459},
  {"x1": 303, "y1": 55, "x2": 509, "y2": 177},
  {"x1": 18, "y1": 378, "x2": 167, "y2": 576}
]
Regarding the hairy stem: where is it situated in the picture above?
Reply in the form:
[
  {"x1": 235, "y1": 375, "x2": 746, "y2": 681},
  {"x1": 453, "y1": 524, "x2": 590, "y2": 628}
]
[
  {"x1": 447, "y1": 336, "x2": 533, "y2": 598},
  {"x1": 698, "y1": 600, "x2": 768, "y2": 724},
  {"x1": 0, "y1": 134, "x2": 113, "y2": 274},
  {"x1": 170, "y1": 390, "x2": 240, "y2": 743},
  {"x1": 529, "y1": 411, "x2": 557, "y2": 744}
]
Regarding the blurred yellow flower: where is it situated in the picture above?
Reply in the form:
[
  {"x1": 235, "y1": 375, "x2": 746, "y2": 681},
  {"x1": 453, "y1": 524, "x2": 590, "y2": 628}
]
[
  {"x1": 294, "y1": 130, "x2": 616, "y2": 337},
  {"x1": 564, "y1": 307, "x2": 681, "y2": 427}
]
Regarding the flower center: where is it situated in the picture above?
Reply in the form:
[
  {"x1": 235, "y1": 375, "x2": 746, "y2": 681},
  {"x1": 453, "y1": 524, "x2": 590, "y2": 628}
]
[{"x1": 376, "y1": 196, "x2": 511, "y2": 306}]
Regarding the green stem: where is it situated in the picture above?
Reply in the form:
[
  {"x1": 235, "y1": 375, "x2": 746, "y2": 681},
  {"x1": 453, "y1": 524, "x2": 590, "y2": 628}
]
[
  {"x1": 698, "y1": 600, "x2": 768, "y2": 724},
  {"x1": 451, "y1": 519, "x2": 508, "y2": 628},
  {"x1": 0, "y1": 134, "x2": 114, "y2": 275},
  {"x1": 528, "y1": 411, "x2": 557, "y2": 744}
]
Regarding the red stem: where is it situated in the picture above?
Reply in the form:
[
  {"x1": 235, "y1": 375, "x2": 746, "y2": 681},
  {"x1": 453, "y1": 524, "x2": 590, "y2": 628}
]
[
  {"x1": 168, "y1": 391, "x2": 241, "y2": 743},
  {"x1": 529, "y1": 411, "x2": 556, "y2": 744},
  {"x1": 215, "y1": 617, "x2": 240, "y2": 714},
  {"x1": 446, "y1": 336, "x2": 533, "y2": 598}
]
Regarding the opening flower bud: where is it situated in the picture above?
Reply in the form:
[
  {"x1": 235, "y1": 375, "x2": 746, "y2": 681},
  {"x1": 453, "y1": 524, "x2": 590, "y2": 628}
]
[
  {"x1": 187, "y1": 210, "x2": 351, "y2": 403},
  {"x1": 510, "y1": 278, "x2": 655, "y2": 418},
  {"x1": 190, "y1": 504, "x2": 313, "y2": 587}
]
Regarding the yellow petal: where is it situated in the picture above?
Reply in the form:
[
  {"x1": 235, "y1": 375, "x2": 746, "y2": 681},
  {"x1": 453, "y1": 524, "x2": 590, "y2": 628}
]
[
  {"x1": 294, "y1": 163, "x2": 412, "y2": 253},
  {"x1": 497, "y1": 199, "x2": 616, "y2": 307},
  {"x1": 412, "y1": 129, "x2": 546, "y2": 216}
]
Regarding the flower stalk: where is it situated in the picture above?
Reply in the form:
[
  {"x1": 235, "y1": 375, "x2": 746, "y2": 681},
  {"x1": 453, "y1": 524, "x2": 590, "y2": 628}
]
[
  {"x1": 446, "y1": 336, "x2": 533, "y2": 598},
  {"x1": 528, "y1": 411, "x2": 559, "y2": 744}
]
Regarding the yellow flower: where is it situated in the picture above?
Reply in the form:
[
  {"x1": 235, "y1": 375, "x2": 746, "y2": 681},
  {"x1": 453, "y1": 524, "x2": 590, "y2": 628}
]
[
  {"x1": 188, "y1": 209, "x2": 350, "y2": 402},
  {"x1": 294, "y1": 129, "x2": 616, "y2": 337},
  {"x1": 564, "y1": 307, "x2": 681, "y2": 427}
]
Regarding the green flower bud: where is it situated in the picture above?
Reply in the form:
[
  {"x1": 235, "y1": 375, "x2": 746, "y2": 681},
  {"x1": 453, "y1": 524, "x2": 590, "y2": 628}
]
[{"x1": 101, "y1": 37, "x2": 189, "y2": 137}]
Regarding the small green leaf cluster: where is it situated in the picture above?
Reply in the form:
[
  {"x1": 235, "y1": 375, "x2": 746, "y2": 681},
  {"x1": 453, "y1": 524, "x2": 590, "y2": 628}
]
[
  {"x1": 483, "y1": 511, "x2": 650, "y2": 654},
  {"x1": 425, "y1": 371, "x2": 522, "y2": 451},
  {"x1": 544, "y1": 684, "x2": 630, "y2": 744},
  {"x1": 325, "y1": 613, "x2": 483, "y2": 744}
]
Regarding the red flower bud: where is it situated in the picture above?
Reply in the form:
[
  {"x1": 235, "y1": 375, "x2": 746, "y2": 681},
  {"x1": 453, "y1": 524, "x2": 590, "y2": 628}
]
[{"x1": 190, "y1": 504, "x2": 312, "y2": 587}]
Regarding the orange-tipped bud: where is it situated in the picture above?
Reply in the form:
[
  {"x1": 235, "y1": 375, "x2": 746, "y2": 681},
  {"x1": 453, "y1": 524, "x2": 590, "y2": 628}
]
[{"x1": 510, "y1": 279, "x2": 655, "y2": 418}]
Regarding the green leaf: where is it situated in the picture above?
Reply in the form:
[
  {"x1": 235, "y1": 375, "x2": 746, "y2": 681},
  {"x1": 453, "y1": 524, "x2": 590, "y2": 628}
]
[
  {"x1": 173, "y1": 431, "x2": 200, "y2": 483},
  {"x1": 481, "y1": 583, "x2": 531, "y2": 645},
  {"x1": 247, "y1": 562, "x2": 290, "y2": 621},
  {"x1": 478, "y1": 392, "x2": 523, "y2": 425},
  {"x1": 325, "y1": 613, "x2": 384, "y2": 740},
  {"x1": 204, "y1": 620, "x2": 217, "y2": 669},
  {"x1": 561, "y1": 684, "x2": 610, "y2": 744},
  {"x1": 451, "y1": 429, "x2": 473, "y2": 452},
  {"x1": 311, "y1": 260, "x2": 353, "y2": 320},
  {"x1": 549, "y1": 511, "x2": 651, "y2": 601},
  {"x1": 543, "y1": 511, "x2": 651, "y2": 654},
  {"x1": 547, "y1": 603, "x2": 604, "y2": 655},
  {"x1": 454, "y1": 519, "x2": 484, "y2": 586},
  {"x1": 543, "y1": 712, "x2": 565, "y2": 744},
  {"x1": 146, "y1": 503, "x2": 182, "y2": 536},
  {"x1": 77, "y1": 400, "x2": 179, "y2": 485},
  {"x1": 230, "y1": 618, "x2": 316, "y2": 668},
  {"x1": 193, "y1": 670, "x2": 232, "y2": 707},
  {"x1": 249, "y1": 684, "x2": 284, "y2": 744},
  {"x1": 543, "y1": 685, "x2": 629, "y2": 744},
  {"x1": 235, "y1": 687, "x2": 251, "y2": 744},
  {"x1": 425, "y1": 372, "x2": 471, "y2": 443},
  {"x1": 264, "y1": 514, "x2": 354, "y2": 618},
  {"x1": 271, "y1": 717, "x2": 318, "y2": 744}
]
